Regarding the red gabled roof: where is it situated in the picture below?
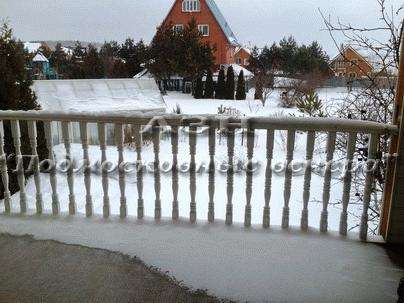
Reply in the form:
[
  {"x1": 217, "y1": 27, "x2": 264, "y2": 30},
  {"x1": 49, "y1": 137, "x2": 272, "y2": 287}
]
[
  {"x1": 331, "y1": 46, "x2": 373, "y2": 69},
  {"x1": 162, "y1": 0, "x2": 239, "y2": 46}
]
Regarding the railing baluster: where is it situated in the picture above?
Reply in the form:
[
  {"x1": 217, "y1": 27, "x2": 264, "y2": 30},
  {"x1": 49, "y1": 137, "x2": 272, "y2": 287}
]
[
  {"x1": 98, "y1": 122, "x2": 110, "y2": 218},
  {"x1": 134, "y1": 124, "x2": 144, "y2": 219},
  {"x1": 115, "y1": 123, "x2": 126, "y2": 218},
  {"x1": 282, "y1": 130, "x2": 295, "y2": 229},
  {"x1": 360, "y1": 133, "x2": 379, "y2": 241},
  {"x1": 320, "y1": 131, "x2": 337, "y2": 233},
  {"x1": 208, "y1": 126, "x2": 216, "y2": 223},
  {"x1": 11, "y1": 120, "x2": 27, "y2": 214},
  {"x1": 62, "y1": 121, "x2": 76, "y2": 215},
  {"x1": 189, "y1": 125, "x2": 197, "y2": 223},
  {"x1": 80, "y1": 122, "x2": 92, "y2": 217},
  {"x1": 263, "y1": 130, "x2": 274, "y2": 228},
  {"x1": 27, "y1": 121, "x2": 43, "y2": 215},
  {"x1": 226, "y1": 129, "x2": 235, "y2": 226},
  {"x1": 171, "y1": 126, "x2": 179, "y2": 221},
  {"x1": 153, "y1": 126, "x2": 161, "y2": 220},
  {"x1": 340, "y1": 132, "x2": 357, "y2": 236},
  {"x1": 301, "y1": 131, "x2": 315, "y2": 231},
  {"x1": 245, "y1": 128, "x2": 254, "y2": 227},
  {"x1": 0, "y1": 121, "x2": 11, "y2": 214},
  {"x1": 44, "y1": 121, "x2": 60, "y2": 215}
]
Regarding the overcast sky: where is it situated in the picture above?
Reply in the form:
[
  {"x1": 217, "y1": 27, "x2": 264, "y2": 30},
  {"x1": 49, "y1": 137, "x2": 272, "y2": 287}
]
[{"x1": 1, "y1": 0, "x2": 402, "y2": 55}]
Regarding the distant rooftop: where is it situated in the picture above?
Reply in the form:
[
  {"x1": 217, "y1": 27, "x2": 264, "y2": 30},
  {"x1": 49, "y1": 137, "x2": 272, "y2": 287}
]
[{"x1": 24, "y1": 42, "x2": 42, "y2": 54}]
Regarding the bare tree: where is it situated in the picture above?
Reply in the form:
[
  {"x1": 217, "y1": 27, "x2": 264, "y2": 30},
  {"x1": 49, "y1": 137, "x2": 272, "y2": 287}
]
[
  {"x1": 320, "y1": 0, "x2": 403, "y2": 234},
  {"x1": 254, "y1": 72, "x2": 274, "y2": 106}
]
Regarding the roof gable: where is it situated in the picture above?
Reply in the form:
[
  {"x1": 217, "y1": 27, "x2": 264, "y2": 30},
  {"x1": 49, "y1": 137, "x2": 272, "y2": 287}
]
[
  {"x1": 163, "y1": 0, "x2": 239, "y2": 45},
  {"x1": 331, "y1": 46, "x2": 373, "y2": 69},
  {"x1": 235, "y1": 47, "x2": 251, "y2": 56},
  {"x1": 32, "y1": 52, "x2": 49, "y2": 63}
]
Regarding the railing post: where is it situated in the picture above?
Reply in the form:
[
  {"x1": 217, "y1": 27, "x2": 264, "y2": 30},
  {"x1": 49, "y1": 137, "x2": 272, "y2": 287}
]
[
  {"x1": 0, "y1": 121, "x2": 11, "y2": 214},
  {"x1": 320, "y1": 131, "x2": 336, "y2": 233},
  {"x1": 134, "y1": 124, "x2": 144, "y2": 220},
  {"x1": 98, "y1": 122, "x2": 110, "y2": 219},
  {"x1": 171, "y1": 126, "x2": 179, "y2": 221},
  {"x1": 208, "y1": 126, "x2": 216, "y2": 223},
  {"x1": 244, "y1": 127, "x2": 254, "y2": 227},
  {"x1": 11, "y1": 120, "x2": 27, "y2": 214},
  {"x1": 115, "y1": 123, "x2": 127, "y2": 219},
  {"x1": 44, "y1": 121, "x2": 60, "y2": 216},
  {"x1": 263, "y1": 130, "x2": 274, "y2": 229},
  {"x1": 339, "y1": 132, "x2": 357, "y2": 236},
  {"x1": 153, "y1": 126, "x2": 161, "y2": 221},
  {"x1": 301, "y1": 131, "x2": 315, "y2": 231},
  {"x1": 226, "y1": 128, "x2": 235, "y2": 226},
  {"x1": 282, "y1": 130, "x2": 295, "y2": 229},
  {"x1": 80, "y1": 122, "x2": 93, "y2": 217},
  {"x1": 189, "y1": 125, "x2": 197, "y2": 223},
  {"x1": 27, "y1": 120, "x2": 43, "y2": 215},
  {"x1": 62, "y1": 121, "x2": 76, "y2": 215},
  {"x1": 360, "y1": 133, "x2": 379, "y2": 241}
]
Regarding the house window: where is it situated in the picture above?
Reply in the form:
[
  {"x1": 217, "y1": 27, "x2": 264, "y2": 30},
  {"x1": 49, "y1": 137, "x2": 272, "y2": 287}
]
[
  {"x1": 244, "y1": 58, "x2": 249, "y2": 66},
  {"x1": 173, "y1": 24, "x2": 184, "y2": 33},
  {"x1": 198, "y1": 24, "x2": 209, "y2": 36},
  {"x1": 336, "y1": 60, "x2": 344, "y2": 69},
  {"x1": 236, "y1": 58, "x2": 242, "y2": 65},
  {"x1": 182, "y1": 0, "x2": 200, "y2": 12}
]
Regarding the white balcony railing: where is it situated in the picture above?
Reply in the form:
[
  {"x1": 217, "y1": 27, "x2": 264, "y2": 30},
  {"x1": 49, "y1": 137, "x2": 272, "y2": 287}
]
[{"x1": 0, "y1": 111, "x2": 398, "y2": 241}]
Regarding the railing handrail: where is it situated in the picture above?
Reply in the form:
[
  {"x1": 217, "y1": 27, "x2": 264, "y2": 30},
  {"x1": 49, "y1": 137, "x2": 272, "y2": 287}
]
[{"x1": 0, "y1": 110, "x2": 398, "y2": 134}]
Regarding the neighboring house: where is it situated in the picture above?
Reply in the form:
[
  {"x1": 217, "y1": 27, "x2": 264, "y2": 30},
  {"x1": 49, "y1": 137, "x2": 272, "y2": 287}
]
[
  {"x1": 234, "y1": 47, "x2": 251, "y2": 69},
  {"x1": 62, "y1": 47, "x2": 74, "y2": 59},
  {"x1": 162, "y1": 0, "x2": 240, "y2": 66},
  {"x1": 31, "y1": 51, "x2": 57, "y2": 80},
  {"x1": 330, "y1": 46, "x2": 373, "y2": 79}
]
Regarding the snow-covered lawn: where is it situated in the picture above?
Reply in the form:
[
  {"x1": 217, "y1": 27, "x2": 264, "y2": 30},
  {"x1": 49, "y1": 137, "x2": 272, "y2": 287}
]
[{"x1": 2, "y1": 87, "x2": 369, "y2": 232}]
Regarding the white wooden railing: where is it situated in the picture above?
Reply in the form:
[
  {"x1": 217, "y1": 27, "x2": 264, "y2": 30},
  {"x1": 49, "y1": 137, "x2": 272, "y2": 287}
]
[{"x1": 0, "y1": 111, "x2": 398, "y2": 241}]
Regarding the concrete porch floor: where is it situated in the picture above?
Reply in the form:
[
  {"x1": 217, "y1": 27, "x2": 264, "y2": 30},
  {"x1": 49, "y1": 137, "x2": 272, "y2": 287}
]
[
  {"x1": 0, "y1": 233, "x2": 229, "y2": 303},
  {"x1": 0, "y1": 214, "x2": 403, "y2": 303}
]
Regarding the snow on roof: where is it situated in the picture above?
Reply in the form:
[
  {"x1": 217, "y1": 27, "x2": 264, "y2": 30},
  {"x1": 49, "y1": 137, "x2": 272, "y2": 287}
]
[
  {"x1": 205, "y1": 0, "x2": 239, "y2": 46},
  {"x1": 215, "y1": 64, "x2": 254, "y2": 78},
  {"x1": 24, "y1": 42, "x2": 42, "y2": 53},
  {"x1": 62, "y1": 47, "x2": 74, "y2": 56},
  {"x1": 32, "y1": 52, "x2": 49, "y2": 63},
  {"x1": 32, "y1": 79, "x2": 167, "y2": 114},
  {"x1": 235, "y1": 47, "x2": 251, "y2": 55},
  {"x1": 134, "y1": 69, "x2": 155, "y2": 79}
]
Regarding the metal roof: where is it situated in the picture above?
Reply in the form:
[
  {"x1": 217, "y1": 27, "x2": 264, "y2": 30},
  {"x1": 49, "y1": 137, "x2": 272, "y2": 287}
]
[{"x1": 205, "y1": 0, "x2": 239, "y2": 45}]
